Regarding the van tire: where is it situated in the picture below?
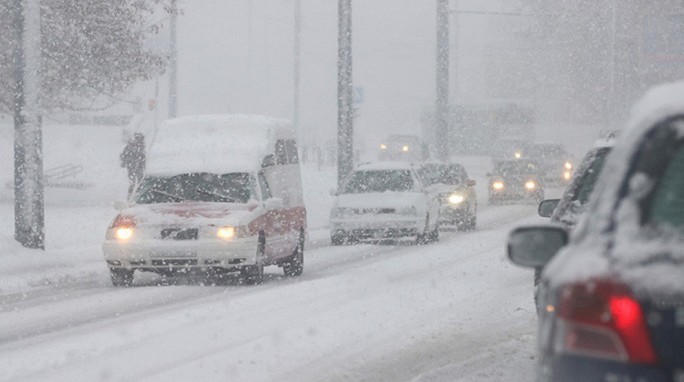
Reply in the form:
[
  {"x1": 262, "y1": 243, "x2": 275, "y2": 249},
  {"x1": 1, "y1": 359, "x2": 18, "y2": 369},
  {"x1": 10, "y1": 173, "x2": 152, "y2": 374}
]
[
  {"x1": 242, "y1": 235, "x2": 265, "y2": 285},
  {"x1": 110, "y1": 268, "x2": 134, "y2": 287},
  {"x1": 283, "y1": 230, "x2": 304, "y2": 277}
]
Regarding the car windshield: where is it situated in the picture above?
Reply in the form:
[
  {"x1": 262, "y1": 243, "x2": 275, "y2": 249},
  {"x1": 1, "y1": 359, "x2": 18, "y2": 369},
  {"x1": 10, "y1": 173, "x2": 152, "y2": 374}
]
[
  {"x1": 343, "y1": 169, "x2": 414, "y2": 193},
  {"x1": 492, "y1": 161, "x2": 539, "y2": 176},
  {"x1": 574, "y1": 148, "x2": 611, "y2": 205},
  {"x1": 135, "y1": 172, "x2": 255, "y2": 204},
  {"x1": 425, "y1": 165, "x2": 465, "y2": 186}
]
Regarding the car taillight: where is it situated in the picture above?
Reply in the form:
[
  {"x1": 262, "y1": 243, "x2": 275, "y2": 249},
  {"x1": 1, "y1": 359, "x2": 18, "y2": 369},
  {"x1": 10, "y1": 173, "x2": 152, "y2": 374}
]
[{"x1": 556, "y1": 279, "x2": 658, "y2": 365}]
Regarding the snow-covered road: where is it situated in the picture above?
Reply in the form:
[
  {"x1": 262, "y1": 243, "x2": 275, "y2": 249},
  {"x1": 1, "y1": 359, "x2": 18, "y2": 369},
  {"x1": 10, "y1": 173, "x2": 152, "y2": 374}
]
[{"x1": 0, "y1": 203, "x2": 539, "y2": 382}]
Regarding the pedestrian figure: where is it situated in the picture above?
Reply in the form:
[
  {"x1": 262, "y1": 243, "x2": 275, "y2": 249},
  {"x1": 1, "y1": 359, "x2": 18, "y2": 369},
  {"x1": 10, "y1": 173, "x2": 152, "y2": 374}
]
[{"x1": 120, "y1": 133, "x2": 146, "y2": 197}]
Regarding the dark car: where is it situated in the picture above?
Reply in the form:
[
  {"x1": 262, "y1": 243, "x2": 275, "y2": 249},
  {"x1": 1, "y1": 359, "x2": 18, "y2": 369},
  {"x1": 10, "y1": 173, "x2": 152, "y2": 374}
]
[
  {"x1": 507, "y1": 83, "x2": 684, "y2": 381},
  {"x1": 532, "y1": 139, "x2": 615, "y2": 307},
  {"x1": 488, "y1": 159, "x2": 544, "y2": 204},
  {"x1": 378, "y1": 134, "x2": 429, "y2": 162},
  {"x1": 421, "y1": 162, "x2": 478, "y2": 230},
  {"x1": 526, "y1": 142, "x2": 575, "y2": 185}
]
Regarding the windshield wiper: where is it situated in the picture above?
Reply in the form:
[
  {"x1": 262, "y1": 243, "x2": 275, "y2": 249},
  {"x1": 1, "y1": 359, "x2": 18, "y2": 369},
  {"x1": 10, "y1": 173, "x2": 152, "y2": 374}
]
[
  {"x1": 196, "y1": 188, "x2": 239, "y2": 203},
  {"x1": 150, "y1": 189, "x2": 184, "y2": 202}
]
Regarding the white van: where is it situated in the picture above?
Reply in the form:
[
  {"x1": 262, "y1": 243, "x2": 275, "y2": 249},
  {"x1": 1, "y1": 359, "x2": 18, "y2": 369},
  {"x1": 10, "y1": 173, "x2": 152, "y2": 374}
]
[{"x1": 102, "y1": 114, "x2": 306, "y2": 286}]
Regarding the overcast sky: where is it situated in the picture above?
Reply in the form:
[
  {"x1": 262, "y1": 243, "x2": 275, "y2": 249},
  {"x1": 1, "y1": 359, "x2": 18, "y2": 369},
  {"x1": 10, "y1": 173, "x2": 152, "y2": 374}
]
[{"x1": 172, "y1": 0, "x2": 509, "y2": 156}]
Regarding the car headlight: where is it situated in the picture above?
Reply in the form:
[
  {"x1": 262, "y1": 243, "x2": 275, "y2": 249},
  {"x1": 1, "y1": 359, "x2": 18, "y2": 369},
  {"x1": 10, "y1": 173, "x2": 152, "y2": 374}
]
[
  {"x1": 514, "y1": 151, "x2": 522, "y2": 159},
  {"x1": 492, "y1": 181, "x2": 504, "y2": 190},
  {"x1": 115, "y1": 227, "x2": 134, "y2": 240},
  {"x1": 217, "y1": 226, "x2": 236, "y2": 240},
  {"x1": 216, "y1": 225, "x2": 247, "y2": 240},
  {"x1": 525, "y1": 180, "x2": 537, "y2": 190},
  {"x1": 380, "y1": 144, "x2": 387, "y2": 150},
  {"x1": 397, "y1": 206, "x2": 417, "y2": 216},
  {"x1": 563, "y1": 170, "x2": 572, "y2": 180},
  {"x1": 332, "y1": 207, "x2": 354, "y2": 219},
  {"x1": 564, "y1": 161, "x2": 572, "y2": 170},
  {"x1": 402, "y1": 145, "x2": 410, "y2": 152},
  {"x1": 448, "y1": 194, "x2": 465, "y2": 205}
]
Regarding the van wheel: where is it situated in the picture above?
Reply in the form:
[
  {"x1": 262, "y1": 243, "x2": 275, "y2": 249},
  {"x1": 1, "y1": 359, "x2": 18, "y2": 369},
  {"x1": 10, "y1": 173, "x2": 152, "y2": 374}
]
[
  {"x1": 242, "y1": 235, "x2": 265, "y2": 285},
  {"x1": 110, "y1": 268, "x2": 134, "y2": 287},
  {"x1": 283, "y1": 230, "x2": 304, "y2": 277}
]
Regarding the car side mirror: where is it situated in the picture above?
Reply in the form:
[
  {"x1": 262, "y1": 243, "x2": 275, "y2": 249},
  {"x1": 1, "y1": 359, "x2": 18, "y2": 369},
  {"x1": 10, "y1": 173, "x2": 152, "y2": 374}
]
[
  {"x1": 507, "y1": 225, "x2": 569, "y2": 268},
  {"x1": 265, "y1": 197, "x2": 284, "y2": 210},
  {"x1": 467, "y1": 179, "x2": 476, "y2": 187},
  {"x1": 261, "y1": 154, "x2": 276, "y2": 168},
  {"x1": 538, "y1": 199, "x2": 560, "y2": 218},
  {"x1": 113, "y1": 200, "x2": 130, "y2": 211}
]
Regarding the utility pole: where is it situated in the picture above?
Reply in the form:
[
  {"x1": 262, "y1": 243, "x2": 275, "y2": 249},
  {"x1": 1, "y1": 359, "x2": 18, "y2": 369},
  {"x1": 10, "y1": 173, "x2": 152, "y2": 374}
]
[
  {"x1": 435, "y1": 0, "x2": 450, "y2": 161},
  {"x1": 294, "y1": 0, "x2": 301, "y2": 133},
  {"x1": 13, "y1": 0, "x2": 44, "y2": 249},
  {"x1": 337, "y1": 0, "x2": 353, "y2": 189},
  {"x1": 168, "y1": 0, "x2": 178, "y2": 119}
]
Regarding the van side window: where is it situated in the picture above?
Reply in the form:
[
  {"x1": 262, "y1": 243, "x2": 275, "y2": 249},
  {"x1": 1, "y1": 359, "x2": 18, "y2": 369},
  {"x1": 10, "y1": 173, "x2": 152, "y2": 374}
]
[
  {"x1": 258, "y1": 172, "x2": 272, "y2": 200},
  {"x1": 276, "y1": 139, "x2": 288, "y2": 165},
  {"x1": 286, "y1": 139, "x2": 299, "y2": 164}
]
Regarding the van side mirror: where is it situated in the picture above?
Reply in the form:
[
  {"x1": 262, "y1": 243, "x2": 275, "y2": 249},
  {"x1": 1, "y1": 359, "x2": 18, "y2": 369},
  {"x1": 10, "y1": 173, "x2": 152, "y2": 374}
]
[
  {"x1": 261, "y1": 154, "x2": 276, "y2": 168},
  {"x1": 265, "y1": 197, "x2": 284, "y2": 210},
  {"x1": 507, "y1": 225, "x2": 568, "y2": 268},
  {"x1": 538, "y1": 199, "x2": 560, "y2": 218}
]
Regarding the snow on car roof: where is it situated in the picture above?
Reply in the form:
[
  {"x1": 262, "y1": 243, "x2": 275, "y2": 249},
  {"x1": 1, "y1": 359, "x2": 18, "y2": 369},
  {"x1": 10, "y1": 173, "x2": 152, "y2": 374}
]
[{"x1": 146, "y1": 114, "x2": 292, "y2": 176}]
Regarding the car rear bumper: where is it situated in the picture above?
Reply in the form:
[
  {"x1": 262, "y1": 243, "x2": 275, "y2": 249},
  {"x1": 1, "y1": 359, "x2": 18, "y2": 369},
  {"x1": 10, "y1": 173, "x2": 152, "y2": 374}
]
[
  {"x1": 543, "y1": 354, "x2": 668, "y2": 382},
  {"x1": 330, "y1": 217, "x2": 422, "y2": 239},
  {"x1": 102, "y1": 236, "x2": 260, "y2": 270}
]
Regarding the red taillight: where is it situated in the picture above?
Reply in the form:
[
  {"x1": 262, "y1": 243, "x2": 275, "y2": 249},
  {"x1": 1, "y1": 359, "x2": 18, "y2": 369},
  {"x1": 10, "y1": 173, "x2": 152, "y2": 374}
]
[
  {"x1": 111, "y1": 215, "x2": 136, "y2": 228},
  {"x1": 557, "y1": 279, "x2": 658, "y2": 365}
]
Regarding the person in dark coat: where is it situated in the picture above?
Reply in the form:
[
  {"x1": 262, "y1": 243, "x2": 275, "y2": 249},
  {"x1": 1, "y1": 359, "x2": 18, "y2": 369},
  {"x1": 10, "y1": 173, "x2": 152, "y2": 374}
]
[{"x1": 120, "y1": 133, "x2": 146, "y2": 197}]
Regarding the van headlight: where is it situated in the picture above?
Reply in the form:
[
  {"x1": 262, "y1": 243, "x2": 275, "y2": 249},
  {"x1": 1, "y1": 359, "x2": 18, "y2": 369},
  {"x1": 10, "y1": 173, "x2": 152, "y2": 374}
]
[{"x1": 448, "y1": 194, "x2": 465, "y2": 205}]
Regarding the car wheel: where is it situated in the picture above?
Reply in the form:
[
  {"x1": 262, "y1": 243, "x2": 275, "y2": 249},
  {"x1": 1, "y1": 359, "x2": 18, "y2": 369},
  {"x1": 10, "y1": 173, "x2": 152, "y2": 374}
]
[
  {"x1": 110, "y1": 268, "x2": 134, "y2": 287},
  {"x1": 283, "y1": 230, "x2": 304, "y2": 277},
  {"x1": 242, "y1": 235, "x2": 265, "y2": 285},
  {"x1": 331, "y1": 234, "x2": 346, "y2": 246},
  {"x1": 416, "y1": 215, "x2": 430, "y2": 245}
]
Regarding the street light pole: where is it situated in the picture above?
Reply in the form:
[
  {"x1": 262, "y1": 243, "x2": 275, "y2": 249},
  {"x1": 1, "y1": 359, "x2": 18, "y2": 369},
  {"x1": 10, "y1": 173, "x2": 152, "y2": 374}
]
[
  {"x1": 337, "y1": 0, "x2": 353, "y2": 189},
  {"x1": 435, "y1": 0, "x2": 450, "y2": 161},
  {"x1": 168, "y1": 0, "x2": 178, "y2": 119},
  {"x1": 13, "y1": 0, "x2": 44, "y2": 249},
  {"x1": 294, "y1": 0, "x2": 301, "y2": 133}
]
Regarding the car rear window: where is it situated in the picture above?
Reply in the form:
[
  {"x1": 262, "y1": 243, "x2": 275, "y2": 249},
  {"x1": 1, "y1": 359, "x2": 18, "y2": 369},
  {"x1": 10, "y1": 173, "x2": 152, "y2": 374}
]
[{"x1": 648, "y1": 145, "x2": 684, "y2": 228}]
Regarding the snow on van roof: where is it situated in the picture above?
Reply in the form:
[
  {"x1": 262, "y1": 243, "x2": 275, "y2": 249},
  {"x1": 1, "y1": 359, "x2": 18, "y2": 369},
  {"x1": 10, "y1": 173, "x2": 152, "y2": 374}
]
[
  {"x1": 355, "y1": 161, "x2": 419, "y2": 171},
  {"x1": 146, "y1": 114, "x2": 293, "y2": 176}
]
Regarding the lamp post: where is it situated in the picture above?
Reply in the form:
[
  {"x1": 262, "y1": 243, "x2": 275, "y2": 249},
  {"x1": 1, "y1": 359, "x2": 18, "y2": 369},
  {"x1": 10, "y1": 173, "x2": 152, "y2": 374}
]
[{"x1": 337, "y1": 0, "x2": 353, "y2": 189}]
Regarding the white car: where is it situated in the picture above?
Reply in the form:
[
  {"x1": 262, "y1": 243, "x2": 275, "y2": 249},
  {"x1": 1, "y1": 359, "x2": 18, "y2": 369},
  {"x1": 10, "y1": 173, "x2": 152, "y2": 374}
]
[{"x1": 330, "y1": 162, "x2": 440, "y2": 245}]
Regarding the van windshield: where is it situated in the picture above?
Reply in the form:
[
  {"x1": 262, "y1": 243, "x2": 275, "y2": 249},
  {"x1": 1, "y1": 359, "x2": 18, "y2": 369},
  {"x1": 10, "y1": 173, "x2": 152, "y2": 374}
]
[{"x1": 135, "y1": 172, "x2": 255, "y2": 204}]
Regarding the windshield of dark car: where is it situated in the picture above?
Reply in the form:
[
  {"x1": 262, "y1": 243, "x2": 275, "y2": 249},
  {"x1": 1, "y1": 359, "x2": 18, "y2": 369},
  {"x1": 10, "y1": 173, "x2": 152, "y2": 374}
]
[
  {"x1": 493, "y1": 161, "x2": 539, "y2": 176},
  {"x1": 135, "y1": 172, "x2": 255, "y2": 204},
  {"x1": 343, "y1": 170, "x2": 414, "y2": 193},
  {"x1": 574, "y1": 148, "x2": 611, "y2": 205}
]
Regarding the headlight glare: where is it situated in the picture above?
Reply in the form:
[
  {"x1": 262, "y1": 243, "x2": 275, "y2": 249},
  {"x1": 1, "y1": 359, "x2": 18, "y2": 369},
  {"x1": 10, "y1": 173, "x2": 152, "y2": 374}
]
[
  {"x1": 525, "y1": 180, "x2": 537, "y2": 190},
  {"x1": 217, "y1": 226, "x2": 236, "y2": 240},
  {"x1": 492, "y1": 181, "x2": 504, "y2": 190},
  {"x1": 115, "y1": 227, "x2": 133, "y2": 240},
  {"x1": 448, "y1": 194, "x2": 465, "y2": 204}
]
